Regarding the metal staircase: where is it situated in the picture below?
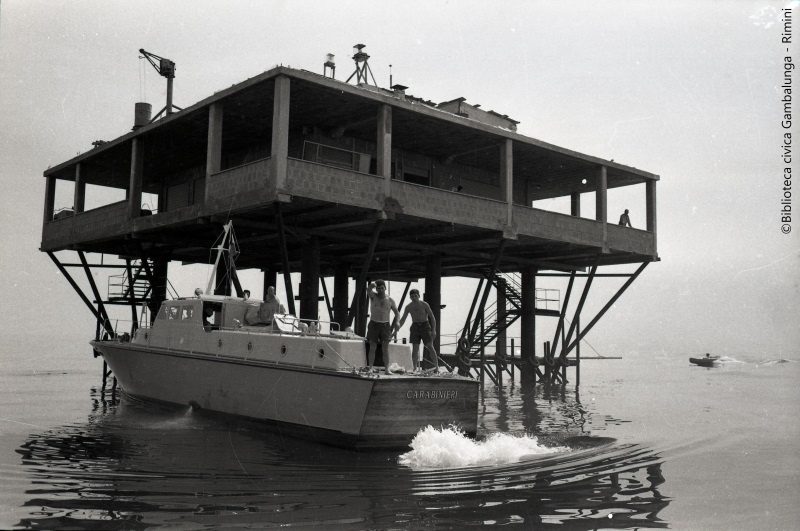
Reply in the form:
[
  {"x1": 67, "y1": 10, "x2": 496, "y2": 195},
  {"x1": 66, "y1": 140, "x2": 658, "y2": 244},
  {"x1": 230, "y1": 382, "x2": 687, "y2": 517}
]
[{"x1": 107, "y1": 259, "x2": 154, "y2": 303}]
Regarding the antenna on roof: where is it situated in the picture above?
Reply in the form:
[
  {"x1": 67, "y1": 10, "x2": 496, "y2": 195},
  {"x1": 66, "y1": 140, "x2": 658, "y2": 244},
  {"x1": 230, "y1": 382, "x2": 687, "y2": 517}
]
[{"x1": 345, "y1": 44, "x2": 377, "y2": 86}]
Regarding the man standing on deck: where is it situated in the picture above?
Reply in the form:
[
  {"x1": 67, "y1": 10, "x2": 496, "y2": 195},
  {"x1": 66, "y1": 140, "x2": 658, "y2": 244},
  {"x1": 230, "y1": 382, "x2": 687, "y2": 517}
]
[
  {"x1": 396, "y1": 289, "x2": 438, "y2": 372},
  {"x1": 366, "y1": 279, "x2": 399, "y2": 370}
]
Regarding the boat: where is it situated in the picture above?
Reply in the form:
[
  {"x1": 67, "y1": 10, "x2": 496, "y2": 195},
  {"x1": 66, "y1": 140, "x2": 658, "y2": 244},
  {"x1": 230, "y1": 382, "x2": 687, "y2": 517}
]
[
  {"x1": 91, "y1": 223, "x2": 479, "y2": 450},
  {"x1": 689, "y1": 355, "x2": 720, "y2": 367}
]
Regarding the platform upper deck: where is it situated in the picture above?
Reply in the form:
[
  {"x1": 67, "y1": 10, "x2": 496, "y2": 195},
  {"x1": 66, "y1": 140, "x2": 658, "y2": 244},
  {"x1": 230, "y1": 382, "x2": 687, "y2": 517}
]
[{"x1": 41, "y1": 66, "x2": 658, "y2": 277}]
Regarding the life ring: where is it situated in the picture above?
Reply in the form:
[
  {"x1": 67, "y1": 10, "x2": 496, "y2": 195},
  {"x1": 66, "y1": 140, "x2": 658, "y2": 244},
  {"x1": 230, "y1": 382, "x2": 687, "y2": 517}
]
[
  {"x1": 458, "y1": 351, "x2": 472, "y2": 367},
  {"x1": 458, "y1": 337, "x2": 471, "y2": 353},
  {"x1": 544, "y1": 354, "x2": 555, "y2": 367}
]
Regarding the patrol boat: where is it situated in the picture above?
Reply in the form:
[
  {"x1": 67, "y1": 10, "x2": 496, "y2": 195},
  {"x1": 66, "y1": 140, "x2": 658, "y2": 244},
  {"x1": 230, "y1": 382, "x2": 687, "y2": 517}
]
[{"x1": 91, "y1": 224, "x2": 479, "y2": 449}]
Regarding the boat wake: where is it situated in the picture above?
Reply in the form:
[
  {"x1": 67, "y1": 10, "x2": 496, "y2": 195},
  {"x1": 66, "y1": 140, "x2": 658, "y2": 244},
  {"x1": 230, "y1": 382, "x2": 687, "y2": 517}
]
[{"x1": 399, "y1": 426, "x2": 566, "y2": 469}]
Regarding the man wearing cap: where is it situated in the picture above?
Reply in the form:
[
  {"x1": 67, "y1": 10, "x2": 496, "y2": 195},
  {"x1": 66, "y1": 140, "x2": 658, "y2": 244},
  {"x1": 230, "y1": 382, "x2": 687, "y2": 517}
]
[
  {"x1": 366, "y1": 279, "x2": 399, "y2": 369},
  {"x1": 396, "y1": 288, "x2": 438, "y2": 371}
]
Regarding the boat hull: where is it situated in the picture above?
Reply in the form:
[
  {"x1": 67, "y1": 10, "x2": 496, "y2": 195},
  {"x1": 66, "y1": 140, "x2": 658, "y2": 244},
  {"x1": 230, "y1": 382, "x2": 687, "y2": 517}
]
[
  {"x1": 93, "y1": 341, "x2": 478, "y2": 449},
  {"x1": 689, "y1": 357, "x2": 719, "y2": 367}
]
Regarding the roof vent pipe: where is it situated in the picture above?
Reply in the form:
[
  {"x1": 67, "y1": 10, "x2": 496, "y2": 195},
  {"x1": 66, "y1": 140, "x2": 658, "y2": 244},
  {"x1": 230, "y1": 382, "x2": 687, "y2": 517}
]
[{"x1": 133, "y1": 102, "x2": 152, "y2": 130}]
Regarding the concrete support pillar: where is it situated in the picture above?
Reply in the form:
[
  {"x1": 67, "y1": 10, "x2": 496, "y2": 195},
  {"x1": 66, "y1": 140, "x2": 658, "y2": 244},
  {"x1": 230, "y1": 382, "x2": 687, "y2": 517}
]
[
  {"x1": 377, "y1": 104, "x2": 392, "y2": 196},
  {"x1": 500, "y1": 138, "x2": 513, "y2": 225},
  {"x1": 263, "y1": 269, "x2": 278, "y2": 300},
  {"x1": 497, "y1": 280, "x2": 507, "y2": 359},
  {"x1": 148, "y1": 258, "x2": 169, "y2": 324},
  {"x1": 595, "y1": 165, "x2": 607, "y2": 223},
  {"x1": 300, "y1": 236, "x2": 320, "y2": 321},
  {"x1": 129, "y1": 138, "x2": 144, "y2": 219},
  {"x1": 646, "y1": 180, "x2": 657, "y2": 234},
  {"x1": 74, "y1": 163, "x2": 85, "y2": 214},
  {"x1": 333, "y1": 262, "x2": 349, "y2": 330},
  {"x1": 570, "y1": 191, "x2": 581, "y2": 217},
  {"x1": 520, "y1": 266, "x2": 537, "y2": 368},
  {"x1": 205, "y1": 103, "x2": 224, "y2": 204},
  {"x1": 425, "y1": 253, "x2": 442, "y2": 355},
  {"x1": 355, "y1": 280, "x2": 368, "y2": 337},
  {"x1": 271, "y1": 75, "x2": 291, "y2": 191},
  {"x1": 43, "y1": 176, "x2": 56, "y2": 223}
]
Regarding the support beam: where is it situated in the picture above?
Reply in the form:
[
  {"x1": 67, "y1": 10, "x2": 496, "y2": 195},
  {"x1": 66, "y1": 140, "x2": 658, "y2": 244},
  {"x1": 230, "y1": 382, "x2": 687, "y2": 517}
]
[
  {"x1": 274, "y1": 202, "x2": 296, "y2": 316},
  {"x1": 425, "y1": 253, "x2": 442, "y2": 355},
  {"x1": 466, "y1": 240, "x2": 507, "y2": 346},
  {"x1": 205, "y1": 103, "x2": 224, "y2": 204},
  {"x1": 300, "y1": 236, "x2": 320, "y2": 321},
  {"x1": 347, "y1": 219, "x2": 385, "y2": 326},
  {"x1": 520, "y1": 266, "x2": 537, "y2": 367},
  {"x1": 377, "y1": 104, "x2": 392, "y2": 197},
  {"x1": 565, "y1": 262, "x2": 649, "y2": 354},
  {"x1": 550, "y1": 271, "x2": 576, "y2": 357},
  {"x1": 48, "y1": 252, "x2": 115, "y2": 337},
  {"x1": 78, "y1": 251, "x2": 113, "y2": 336},
  {"x1": 263, "y1": 268, "x2": 278, "y2": 300},
  {"x1": 129, "y1": 138, "x2": 143, "y2": 219},
  {"x1": 271, "y1": 75, "x2": 291, "y2": 190},
  {"x1": 333, "y1": 262, "x2": 349, "y2": 329},
  {"x1": 74, "y1": 163, "x2": 85, "y2": 214},
  {"x1": 560, "y1": 262, "x2": 599, "y2": 361}
]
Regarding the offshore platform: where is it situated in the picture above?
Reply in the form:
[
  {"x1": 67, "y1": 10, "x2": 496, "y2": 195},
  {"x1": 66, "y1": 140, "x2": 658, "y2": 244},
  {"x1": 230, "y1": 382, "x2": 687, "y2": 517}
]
[{"x1": 41, "y1": 45, "x2": 659, "y2": 386}]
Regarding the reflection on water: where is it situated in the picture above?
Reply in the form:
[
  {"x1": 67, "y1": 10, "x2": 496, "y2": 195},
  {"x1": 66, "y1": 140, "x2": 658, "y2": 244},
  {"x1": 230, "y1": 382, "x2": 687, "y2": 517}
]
[{"x1": 14, "y1": 382, "x2": 670, "y2": 529}]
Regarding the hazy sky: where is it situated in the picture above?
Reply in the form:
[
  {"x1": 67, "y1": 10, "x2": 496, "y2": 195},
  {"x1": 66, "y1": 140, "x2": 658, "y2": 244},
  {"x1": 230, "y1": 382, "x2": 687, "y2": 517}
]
[{"x1": 1, "y1": 1, "x2": 798, "y2": 358}]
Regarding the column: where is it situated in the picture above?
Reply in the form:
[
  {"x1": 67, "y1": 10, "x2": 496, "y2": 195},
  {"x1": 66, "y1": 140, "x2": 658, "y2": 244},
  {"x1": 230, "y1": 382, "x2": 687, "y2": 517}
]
[
  {"x1": 43, "y1": 176, "x2": 56, "y2": 223},
  {"x1": 595, "y1": 165, "x2": 607, "y2": 222},
  {"x1": 500, "y1": 138, "x2": 513, "y2": 225},
  {"x1": 205, "y1": 103, "x2": 223, "y2": 204},
  {"x1": 74, "y1": 163, "x2": 85, "y2": 214},
  {"x1": 377, "y1": 104, "x2": 392, "y2": 196},
  {"x1": 425, "y1": 253, "x2": 442, "y2": 355},
  {"x1": 333, "y1": 262, "x2": 349, "y2": 330},
  {"x1": 148, "y1": 258, "x2": 169, "y2": 324},
  {"x1": 570, "y1": 191, "x2": 581, "y2": 217},
  {"x1": 520, "y1": 266, "x2": 537, "y2": 371},
  {"x1": 129, "y1": 138, "x2": 144, "y2": 218},
  {"x1": 263, "y1": 268, "x2": 278, "y2": 300},
  {"x1": 300, "y1": 236, "x2": 320, "y2": 321},
  {"x1": 646, "y1": 180, "x2": 657, "y2": 234},
  {"x1": 271, "y1": 75, "x2": 291, "y2": 191}
]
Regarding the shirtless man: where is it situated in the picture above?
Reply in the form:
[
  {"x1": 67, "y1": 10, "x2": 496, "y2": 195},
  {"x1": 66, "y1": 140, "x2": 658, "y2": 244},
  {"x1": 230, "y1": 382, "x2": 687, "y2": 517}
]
[
  {"x1": 366, "y1": 279, "x2": 399, "y2": 369},
  {"x1": 396, "y1": 289, "x2": 438, "y2": 371}
]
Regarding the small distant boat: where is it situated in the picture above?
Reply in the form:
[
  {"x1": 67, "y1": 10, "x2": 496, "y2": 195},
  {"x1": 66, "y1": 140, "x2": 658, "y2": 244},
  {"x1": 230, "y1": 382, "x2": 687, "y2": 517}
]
[{"x1": 690, "y1": 355, "x2": 720, "y2": 367}]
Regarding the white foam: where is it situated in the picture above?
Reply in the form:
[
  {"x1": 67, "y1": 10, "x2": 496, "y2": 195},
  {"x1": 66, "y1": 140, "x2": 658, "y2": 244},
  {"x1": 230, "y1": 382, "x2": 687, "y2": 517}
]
[{"x1": 398, "y1": 426, "x2": 565, "y2": 469}]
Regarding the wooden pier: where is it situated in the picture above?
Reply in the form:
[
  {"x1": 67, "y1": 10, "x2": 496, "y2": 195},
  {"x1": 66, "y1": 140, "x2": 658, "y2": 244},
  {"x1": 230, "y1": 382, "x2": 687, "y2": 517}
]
[{"x1": 41, "y1": 47, "x2": 659, "y2": 384}]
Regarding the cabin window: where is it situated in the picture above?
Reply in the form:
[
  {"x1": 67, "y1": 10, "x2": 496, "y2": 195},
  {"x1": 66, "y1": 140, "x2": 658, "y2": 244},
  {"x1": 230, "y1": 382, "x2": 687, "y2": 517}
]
[
  {"x1": 168, "y1": 306, "x2": 179, "y2": 320},
  {"x1": 157, "y1": 306, "x2": 168, "y2": 320},
  {"x1": 181, "y1": 306, "x2": 194, "y2": 321}
]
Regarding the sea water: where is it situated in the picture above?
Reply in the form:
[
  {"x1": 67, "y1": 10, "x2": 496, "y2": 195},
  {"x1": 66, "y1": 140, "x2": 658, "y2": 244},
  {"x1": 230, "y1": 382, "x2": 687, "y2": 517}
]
[{"x1": 0, "y1": 333, "x2": 798, "y2": 529}]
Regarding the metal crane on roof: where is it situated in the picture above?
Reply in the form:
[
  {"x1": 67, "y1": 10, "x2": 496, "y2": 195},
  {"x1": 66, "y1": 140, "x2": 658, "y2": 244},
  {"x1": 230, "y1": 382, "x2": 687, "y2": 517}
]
[{"x1": 139, "y1": 48, "x2": 183, "y2": 122}]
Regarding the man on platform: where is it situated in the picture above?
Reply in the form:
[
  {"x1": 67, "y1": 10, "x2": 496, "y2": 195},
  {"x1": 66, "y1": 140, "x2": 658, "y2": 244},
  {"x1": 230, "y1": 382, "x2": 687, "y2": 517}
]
[
  {"x1": 397, "y1": 289, "x2": 438, "y2": 371},
  {"x1": 366, "y1": 279, "x2": 399, "y2": 370}
]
